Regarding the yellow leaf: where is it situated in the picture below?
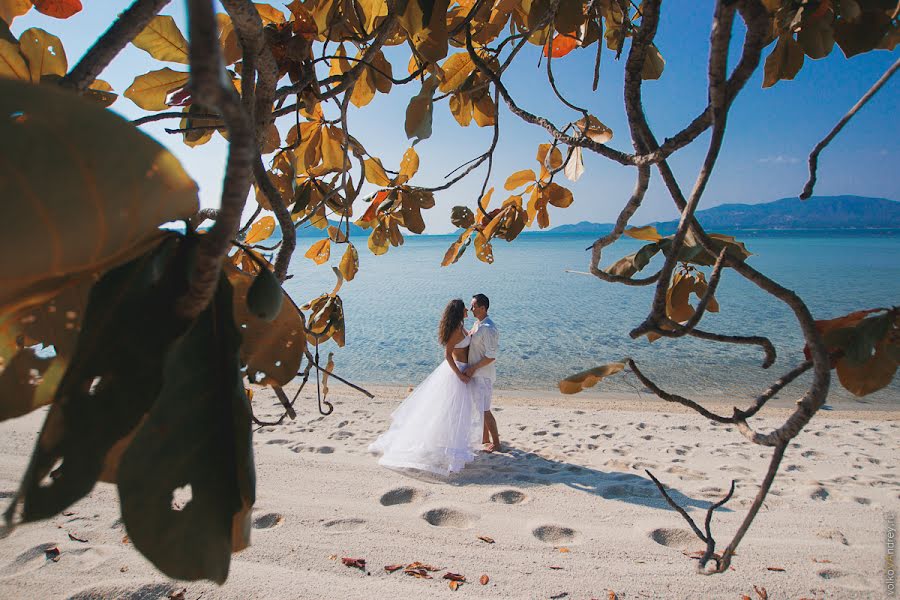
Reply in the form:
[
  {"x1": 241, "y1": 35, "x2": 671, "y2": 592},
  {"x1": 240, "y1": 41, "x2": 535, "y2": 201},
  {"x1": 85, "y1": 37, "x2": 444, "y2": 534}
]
[
  {"x1": 472, "y1": 92, "x2": 495, "y2": 127},
  {"x1": 559, "y1": 362, "x2": 626, "y2": 394},
  {"x1": 0, "y1": 0, "x2": 31, "y2": 24},
  {"x1": 254, "y1": 2, "x2": 286, "y2": 25},
  {"x1": 641, "y1": 43, "x2": 665, "y2": 80},
  {"x1": 505, "y1": 169, "x2": 536, "y2": 190},
  {"x1": 536, "y1": 143, "x2": 563, "y2": 170},
  {"x1": 319, "y1": 125, "x2": 346, "y2": 171},
  {"x1": 623, "y1": 225, "x2": 662, "y2": 242},
  {"x1": 449, "y1": 92, "x2": 473, "y2": 126},
  {"x1": 442, "y1": 227, "x2": 473, "y2": 266},
  {"x1": 124, "y1": 67, "x2": 189, "y2": 111},
  {"x1": 321, "y1": 351, "x2": 335, "y2": 399},
  {"x1": 397, "y1": 147, "x2": 419, "y2": 184},
  {"x1": 359, "y1": 0, "x2": 389, "y2": 33},
  {"x1": 0, "y1": 78, "x2": 198, "y2": 317},
  {"x1": 260, "y1": 122, "x2": 281, "y2": 154},
  {"x1": 398, "y1": 0, "x2": 450, "y2": 63},
  {"x1": 666, "y1": 272, "x2": 696, "y2": 323},
  {"x1": 245, "y1": 216, "x2": 276, "y2": 244},
  {"x1": 305, "y1": 238, "x2": 331, "y2": 264},
  {"x1": 439, "y1": 52, "x2": 475, "y2": 93},
  {"x1": 18, "y1": 28, "x2": 67, "y2": 84},
  {"x1": 339, "y1": 243, "x2": 359, "y2": 281},
  {"x1": 349, "y1": 58, "x2": 376, "y2": 108},
  {"x1": 474, "y1": 231, "x2": 493, "y2": 263},
  {"x1": 364, "y1": 157, "x2": 391, "y2": 187},
  {"x1": 368, "y1": 223, "x2": 390, "y2": 255},
  {"x1": 179, "y1": 104, "x2": 216, "y2": 147},
  {"x1": 329, "y1": 43, "x2": 351, "y2": 78},
  {"x1": 370, "y1": 50, "x2": 393, "y2": 94},
  {"x1": 132, "y1": 15, "x2": 189, "y2": 64},
  {"x1": 480, "y1": 187, "x2": 494, "y2": 211},
  {"x1": 216, "y1": 14, "x2": 242, "y2": 65},
  {"x1": 0, "y1": 39, "x2": 29, "y2": 80},
  {"x1": 327, "y1": 224, "x2": 347, "y2": 243}
]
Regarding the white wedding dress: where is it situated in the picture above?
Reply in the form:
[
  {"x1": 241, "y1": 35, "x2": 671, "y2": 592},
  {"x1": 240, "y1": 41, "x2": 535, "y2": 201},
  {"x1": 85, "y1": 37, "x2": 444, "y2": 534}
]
[{"x1": 369, "y1": 335, "x2": 483, "y2": 476}]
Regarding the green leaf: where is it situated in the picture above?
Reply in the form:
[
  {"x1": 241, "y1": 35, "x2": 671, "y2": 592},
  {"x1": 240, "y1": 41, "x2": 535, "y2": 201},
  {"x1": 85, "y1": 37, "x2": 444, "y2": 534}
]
[{"x1": 118, "y1": 273, "x2": 254, "y2": 583}]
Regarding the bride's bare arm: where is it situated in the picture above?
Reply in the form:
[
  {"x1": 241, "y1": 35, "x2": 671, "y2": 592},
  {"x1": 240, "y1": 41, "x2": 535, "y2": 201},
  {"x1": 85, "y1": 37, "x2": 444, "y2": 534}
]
[{"x1": 445, "y1": 329, "x2": 471, "y2": 383}]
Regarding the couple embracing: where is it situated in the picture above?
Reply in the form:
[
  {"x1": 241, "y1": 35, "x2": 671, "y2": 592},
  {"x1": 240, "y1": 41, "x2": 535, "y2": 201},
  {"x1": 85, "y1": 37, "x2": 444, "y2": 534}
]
[{"x1": 369, "y1": 294, "x2": 501, "y2": 477}]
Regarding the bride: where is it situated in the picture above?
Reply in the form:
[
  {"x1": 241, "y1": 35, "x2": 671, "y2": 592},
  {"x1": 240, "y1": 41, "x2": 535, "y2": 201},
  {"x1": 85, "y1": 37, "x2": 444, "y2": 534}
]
[{"x1": 368, "y1": 299, "x2": 484, "y2": 476}]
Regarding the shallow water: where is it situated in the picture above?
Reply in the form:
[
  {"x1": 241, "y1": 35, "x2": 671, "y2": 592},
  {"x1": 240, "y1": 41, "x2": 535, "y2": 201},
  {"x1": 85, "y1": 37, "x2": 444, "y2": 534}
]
[{"x1": 283, "y1": 230, "x2": 900, "y2": 405}]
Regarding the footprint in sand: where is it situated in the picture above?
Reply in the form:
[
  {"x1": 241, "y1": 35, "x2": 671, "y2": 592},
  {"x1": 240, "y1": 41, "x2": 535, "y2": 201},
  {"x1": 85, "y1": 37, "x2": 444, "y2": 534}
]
[
  {"x1": 266, "y1": 439, "x2": 291, "y2": 445},
  {"x1": 648, "y1": 528, "x2": 697, "y2": 551},
  {"x1": 253, "y1": 513, "x2": 285, "y2": 529},
  {"x1": 66, "y1": 583, "x2": 177, "y2": 600},
  {"x1": 421, "y1": 508, "x2": 477, "y2": 529},
  {"x1": 0, "y1": 543, "x2": 60, "y2": 579},
  {"x1": 816, "y1": 529, "x2": 849, "y2": 545},
  {"x1": 601, "y1": 483, "x2": 659, "y2": 499},
  {"x1": 379, "y1": 486, "x2": 427, "y2": 506},
  {"x1": 532, "y1": 524, "x2": 576, "y2": 544},
  {"x1": 329, "y1": 430, "x2": 354, "y2": 440},
  {"x1": 809, "y1": 486, "x2": 831, "y2": 501},
  {"x1": 323, "y1": 518, "x2": 366, "y2": 532},
  {"x1": 490, "y1": 489, "x2": 527, "y2": 504}
]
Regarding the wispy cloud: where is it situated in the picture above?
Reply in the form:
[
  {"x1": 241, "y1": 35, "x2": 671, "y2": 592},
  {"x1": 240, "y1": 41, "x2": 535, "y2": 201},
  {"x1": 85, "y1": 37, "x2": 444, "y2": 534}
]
[{"x1": 758, "y1": 155, "x2": 800, "y2": 164}]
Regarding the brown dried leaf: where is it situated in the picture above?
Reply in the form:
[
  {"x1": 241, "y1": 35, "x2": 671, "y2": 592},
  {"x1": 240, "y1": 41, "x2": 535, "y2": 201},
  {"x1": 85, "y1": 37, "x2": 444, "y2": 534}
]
[
  {"x1": 67, "y1": 532, "x2": 88, "y2": 543},
  {"x1": 479, "y1": 574, "x2": 489, "y2": 585},
  {"x1": 557, "y1": 547, "x2": 569, "y2": 553},
  {"x1": 766, "y1": 566, "x2": 785, "y2": 572},
  {"x1": 559, "y1": 362, "x2": 625, "y2": 394},
  {"x1": 477, "y1": 535, "x2": 495, "y2": 544},
  {"x1": 384, "y1": 564, "x2": 404, "y2": 573},
  {"x1": 449, "y1": 580, "x2": 461, "y2": 591},
  {"x1": 753, "y1": 585, "x2": 768, "y2": 600},
  {"x1": 341, "y1": 557, "x2": 366, "y2": 569},
  {"x1": 548, "y1": 565, "x2": 563, "y2": 570},
  {"x1": 443, "y1": 572, "x2": 466, "y2": 582}
]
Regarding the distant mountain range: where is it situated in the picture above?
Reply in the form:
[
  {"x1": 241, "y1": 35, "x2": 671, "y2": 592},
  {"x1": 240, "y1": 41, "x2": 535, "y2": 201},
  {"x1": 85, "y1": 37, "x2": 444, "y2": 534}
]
[{"x1": 546, "y1": 195, "x2": 900, "y2": 234}]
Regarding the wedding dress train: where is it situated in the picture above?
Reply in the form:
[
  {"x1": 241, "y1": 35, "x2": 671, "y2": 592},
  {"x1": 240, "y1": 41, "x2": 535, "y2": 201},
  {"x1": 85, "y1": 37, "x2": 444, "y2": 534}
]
[{"x1": 369, "y1": 339, "x2": 483, "y2": 476}]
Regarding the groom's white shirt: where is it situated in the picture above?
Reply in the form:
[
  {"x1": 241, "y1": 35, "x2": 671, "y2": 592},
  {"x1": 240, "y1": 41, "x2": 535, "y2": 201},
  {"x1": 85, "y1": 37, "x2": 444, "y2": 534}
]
[{"x1": 469, "y1": 317, "x2": 499, "y2": 383}]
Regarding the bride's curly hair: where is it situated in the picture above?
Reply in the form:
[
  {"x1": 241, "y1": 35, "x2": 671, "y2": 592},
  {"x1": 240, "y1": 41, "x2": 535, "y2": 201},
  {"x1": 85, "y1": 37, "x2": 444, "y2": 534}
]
[{"x1": 438, "y1": 299, "x2": 466, "y2": 346}]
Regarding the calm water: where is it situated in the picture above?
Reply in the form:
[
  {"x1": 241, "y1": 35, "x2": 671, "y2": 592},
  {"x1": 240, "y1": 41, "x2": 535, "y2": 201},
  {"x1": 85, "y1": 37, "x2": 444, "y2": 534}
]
[{"x1": 283, "y1": 231, "x2": 900, "y2": 405}]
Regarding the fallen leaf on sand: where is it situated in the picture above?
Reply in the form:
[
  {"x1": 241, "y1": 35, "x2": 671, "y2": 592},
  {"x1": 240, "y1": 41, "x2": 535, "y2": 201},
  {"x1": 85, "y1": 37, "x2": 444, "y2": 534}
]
[
  {"x1": 766, "y1": 566, "x2": 785, "y2": 572},
  {"x1": 477, "y1": 535, "x2": 495, "y2": 544},
  {"x1": 549, "y1": 565, "x2": 564, "y2": 570},
  {"x1": 754, "y1": 585, "x2": 768, "y2": 600},
  {"x1": 608, "y1": 592, "x2": 619, "y2": 600},
  {"x1": 120, "y1": 566, "x2": 128, "y2": 573},
  {"x1": 444, "y1": 572, "x2": 466, "y2": 582},
  {"x1": 812, "y1": 558, "x2": 832, "y2": 563},
  {"x1": 384, "y1": 564, "x2": 404, "y2": 573},
  {"x1": 167, "y1": 590, "x2": 186, "y2": 600},
  {"x1": 62, "y1": 511, "x2": 74, "y2": 516},
  {"x1": 480, "y1": 574, "x2": 489, "y2": 585},
  {"x1": 45, "y1": 547, "x2": 60, "y2": 562},
  {"x1": 557, "y1": 547, "x2": 570, "y2": 553},
  {"x1": 449, "y1": 580, "x2": 461, "y2": 591},
  {"x1": 122, "y1": 535, "x2": 129, "y2": 544},
  {"x1": 407, "y1": 561, "x2": 441, "y2": 571},
  {"x1": 67, "y1": 533, "x2": 88, "y2": 543},
  {"x1": 742, "y1": 596, "x2": 752, "y2": 600},
  {"x1": 341, "y1": 557, "x2": 366, "y2": 570},
  {"x1": 404, "y1": 568, "x2": 432, "y2": 579},
  {"x1": 328, "y1": 554, "x2": 337, "y2": 560}
]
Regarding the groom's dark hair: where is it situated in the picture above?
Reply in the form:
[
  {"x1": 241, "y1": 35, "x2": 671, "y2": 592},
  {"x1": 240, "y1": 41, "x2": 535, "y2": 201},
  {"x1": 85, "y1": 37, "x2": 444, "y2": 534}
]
[{"x1": 472, "y1": 293, "x2": 490, "y2": 311}]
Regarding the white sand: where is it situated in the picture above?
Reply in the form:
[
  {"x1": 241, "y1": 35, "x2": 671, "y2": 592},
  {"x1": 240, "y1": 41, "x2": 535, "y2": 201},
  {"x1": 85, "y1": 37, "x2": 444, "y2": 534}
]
[{"x1": 0, "y1": 384, "x2": 897, "y2": 599}]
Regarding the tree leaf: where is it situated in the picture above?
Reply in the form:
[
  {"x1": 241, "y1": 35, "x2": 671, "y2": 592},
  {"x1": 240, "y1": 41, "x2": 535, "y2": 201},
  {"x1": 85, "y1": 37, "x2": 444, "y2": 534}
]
[
  {"x1": 305, "y1": 238, "x2": 331, "y2": 264},
  {"x1": 118, "y1": 273, "x2": 254, "y2": 584},
  {"x1": 216, "y1": 14, "x2": 242, "y2": 65},
  {"x1": 439, "y1": 52, "x2": 475, "y2": 93},
  {"x1": 559, "y1": 362, "x2": 626, "y2": 394},
  {"x1": 349, "y1": 56, "x2": 376, "y2": 107},
  {"x1": 179, "y1": 104, "x2": 217, "y2": 147},
  {"x1": 329, "y1": 43, "x2": 350, "y2": 77},
  {"x1": 321, "y1": 351, "x2": 335, "y2": 399},
  {"x1": 33, "y1": 0, "x2": 82, "y2": 18},
  {"x1": 574, "y1": 115, "x2": 613, "y2": 144},
  {"x1": 399, "y1": 0, "x2": 450, "y2": 63},
  {"x1": 364, "y1": 157, "x2": 392, "y2": 187},
  {"x1": 449, "y1": 92, "x2": 473, "y2": 126},
  {"x1": 0, "y1": 79, "x2": 198, "y2": 319},
  {"x1": 505, "y1": 169, "x2": 536, "y2": 190},
  {"x1": 624, "y1": 225, "x2": 663, "y2": 242},
  {"x1": 405, "y1": 76, "x2": 438, "y2": 143},
  {"x1": 442, "y1": 227, "x2": 473, "y2": 266},
  {"x1": 763, "y1": 34, "x2": 804, "y2": 88},
  {"x1": 0, "y1": 38, "x2": 29, "y2": 80},
  {"x1": 450, "y1": 206, "x2": 474, "y2": 229},
  {"x1": 0, "y1": 0, "x2": 33, "y2": 24},
  {"x1": 18, "y1": 28, "x2": 67, "y2": 84},
  {"x1": 472, "y1": 92, "x2": 495, "y2": 127},
  {"x1": 536, "y1": 143, "x2": 563, "y2": 170},
  {"x1": 543, "y1": 33, "x2": 579, "y2": 58},
  {"x1": 836, "y1": 341, "x2": 897, "y2": 397},
  {"x1": 641, "y1": 43, "x2": 665, "y2": 80},
  {"x1": 255, "y1": 2, "x2": 286, "y2": 25},
  {"x1": 132, "y1": 15, "x2": 189, "y2": 64},
  {"x1": 397, "y1": 147, "x2": 419, "y2": 184},
  {"x1": 244, "y1": 217, "x2": 276, "y2": 245},
  {"x1": 246, "y1": 267, "x2": 283, "y2": 322},
  {"x1": 224, "y1": 263, "x2": 307, "y2": 386},
  {"x1": 370, "y1": 49, "x2": 393, "y2": 93},
  {"x1": 563, "y1": 146, "x2": 584, "y2": 182},
  {"x1": 544, "y1": 182, "x2": 573, "y2": 208},
  {"x1": 834, "y1": 10, "x2": 891, "y2": 58},
  {"x1": 83, "y1": 78, "x2": 117, "y2": 107},
  {"x1": 797, "y1": 17, "x2": 835, "y2": 59},
  {"x1": 124, "y1": 67, "x2": 190, "y2": 110},
  {"x1": 338, "y1": 243, "x2": 359, "y2": 281}
]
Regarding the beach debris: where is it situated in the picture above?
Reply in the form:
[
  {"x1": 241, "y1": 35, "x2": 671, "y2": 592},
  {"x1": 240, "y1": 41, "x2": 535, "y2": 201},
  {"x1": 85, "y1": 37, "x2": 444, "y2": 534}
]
[
  {"x1": 448, "y1": 580, "x2": 461, "y2": 591},
  {"x1": 407, "y1": 561, "x2": 441, "y2": 571},
  {"x1": 67, "y1": 533, "x2": 88, "y2": 543},
  {"x1": 766, "y1": 566, "x2": 785, "y2": 572},
  {"x1": 62, "y1": 511, "x2": 75, "y2": 516},
  {"x1": 812, "y1": 557, "x2": 832, "y2": 563},
  {"x1": 443, "y1": 572, "x2": 466, "y2": 582},
  {"x1": 404, "y1": 567, "x2": 432, "y2": 579},
  {"x1": 557, "y1": 547, "x2": 570, "y2": 553},
  {"x1": 122, "y1": 535, "x2": 130, "y2": 544},
  {"x1": 45, "y1": 547, "x2": 60, "y2": 562},
  {"x1": 120, "y1": 566, "x2": 128, "y2": 573},
  {"x1": 549, "y1": 565, "x2": 564, "y2": 570},
  {"x1": 607, "y1": 592, "x2": 619, "y2": 600},
  {"x1": 479, "y1": 574, "x2": 489, "y2": 585},
  {"x1": 477, "y1": 535, "x2": 495, "y2": 544},
  {"x1": 384, "y1": 564, "x2": 404, "y2": 573},
  {"x1": 341, "y1": 557, "x2": 366, "y2": 570},
  {"x1": 753, "y1": 585, "x2": 768, "y2": 600},
  {"x1": 328, "y1": 554, "x2": 337, "y2": 560},
  {"x1": 167, "y1": 590, "x2": 186, "y2": 600},
  {"x1": 549, "y1": 593, "x2": 568, "y2": 599}
]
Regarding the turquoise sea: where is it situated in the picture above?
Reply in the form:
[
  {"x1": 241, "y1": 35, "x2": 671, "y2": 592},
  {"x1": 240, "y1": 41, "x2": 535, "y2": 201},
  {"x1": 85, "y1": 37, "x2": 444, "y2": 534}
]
[{"x1": 282, "y1": 230, "x2": 900, "y2": 405}]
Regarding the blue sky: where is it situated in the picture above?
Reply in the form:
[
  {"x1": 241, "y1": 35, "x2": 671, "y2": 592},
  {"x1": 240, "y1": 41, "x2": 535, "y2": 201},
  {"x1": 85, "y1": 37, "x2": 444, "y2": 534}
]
[{"x1": 11, "y1": 2, "x2": 899, "y2": 233}]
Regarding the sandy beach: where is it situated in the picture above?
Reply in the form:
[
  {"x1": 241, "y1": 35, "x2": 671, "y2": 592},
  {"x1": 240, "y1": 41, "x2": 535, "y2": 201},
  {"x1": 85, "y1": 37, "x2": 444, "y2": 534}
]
[{"x1": 0, "y1": 384, "x2": 896, "y2": 599}]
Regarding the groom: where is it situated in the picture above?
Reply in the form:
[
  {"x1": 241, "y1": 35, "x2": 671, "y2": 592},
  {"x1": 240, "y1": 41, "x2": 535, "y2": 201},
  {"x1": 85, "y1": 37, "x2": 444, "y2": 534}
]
[{"x1": 465, "y1": 293, "x2": 501, "y2": 452}]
